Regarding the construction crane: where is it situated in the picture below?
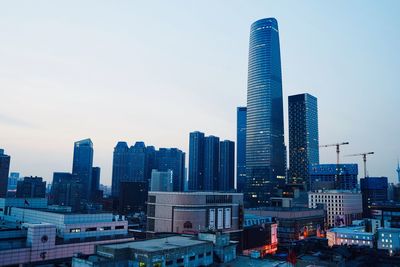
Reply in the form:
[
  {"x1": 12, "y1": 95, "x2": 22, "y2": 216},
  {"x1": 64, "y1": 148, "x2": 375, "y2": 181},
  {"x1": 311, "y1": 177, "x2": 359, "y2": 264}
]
[
  {"x1": 319, "y1": 142, "x2": 350, "y2": 165},
  {"x1": 345, "y1": 152, "x2": 374, "y2": 178}
]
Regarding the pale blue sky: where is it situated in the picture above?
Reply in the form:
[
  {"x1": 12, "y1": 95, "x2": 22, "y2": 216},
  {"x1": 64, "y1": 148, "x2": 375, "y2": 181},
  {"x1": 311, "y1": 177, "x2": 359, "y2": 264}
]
[{"x1": 1, "y1": 1, "x2": 399, "y2": 185}]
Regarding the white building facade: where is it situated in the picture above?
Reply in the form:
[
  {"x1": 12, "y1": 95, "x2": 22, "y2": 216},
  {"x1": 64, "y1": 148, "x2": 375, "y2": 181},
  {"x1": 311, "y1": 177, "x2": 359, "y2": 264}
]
[
  {"x1": 308, "y1": 190, "x2": 362, "y2": 227},
  {"x1": 326, "y1": 226, "x2": 374, "y2": 248}
]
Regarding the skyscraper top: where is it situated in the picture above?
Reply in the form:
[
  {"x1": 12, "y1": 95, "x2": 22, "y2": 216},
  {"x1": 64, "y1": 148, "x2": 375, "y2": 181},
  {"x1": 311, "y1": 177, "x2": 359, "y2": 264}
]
[
  {"x1": 251, "y1": 18, "x2": 279, "y2": 32},
  {"x1": 0, "y1": 149, "x2": 4, "y2": 155},
  {"x1": 74, "y1": 138, "x2": 93, "y2": 147}
]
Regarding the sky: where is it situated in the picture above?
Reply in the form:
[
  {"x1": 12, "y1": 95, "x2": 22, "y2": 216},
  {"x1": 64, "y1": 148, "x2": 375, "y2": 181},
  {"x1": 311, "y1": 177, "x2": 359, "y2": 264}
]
[{"x1": 1, "y1": 1, "x2": 399, "y2": 185}]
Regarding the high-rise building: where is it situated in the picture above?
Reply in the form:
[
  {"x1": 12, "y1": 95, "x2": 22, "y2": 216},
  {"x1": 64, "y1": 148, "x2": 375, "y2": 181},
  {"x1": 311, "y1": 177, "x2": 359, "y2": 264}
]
[
  {"x1": 7, "y1": 172, "x2": 20, "y2": 191},
  {"x1": 16, "y1": 176, "x2": 46, "y2": 198},
  {"x1": 288, "y1": 93, "x2": 319, "y2": 190},
  {"x1": 127, "y1": 142, "x2": 147, "y2": 182},
  {"x1": 119, "y1": 181, "x2": 148, "y2": 214},
  {"x1": 360, "y1": 176, "x2": 388, "y2": 217},
  {"x1": 237, "y1": 107, "x2": 247, "y2": 192},
  {"x1": 150, "y1": 170, "x2": 173, "y2": 192},
  {"x1": 91, "y1": 167, "x2": 101, "y2": 192},
  {"x1": 309, "y1": 164, "x2": 358, "y2": 191},
  {"x1": 245, "y1": 18, "x2": 286, "y2": 207},
  {"x1": 72, "y1": 139, "x2": 94, "y2": 200},
  {"x1": 0, "y1": 149, "x2": 10, "y2": 198},
  {"x1": 188, "y1": 131, "x2": 205, "y2": 191},
  {"x1": 204, "y1": 136, "x2": 220, "y2": 191},
  {"x1": 155, "y1": 148, "x2": 185, "y2": 191},
  {"x1": 219, "y1": 140, "x2": 235, "y2": 191},
  {"x1": 111, "y1": 141, "x2": 129, "y2": 197},
  {"x1": 50, "y1": 172, "x2": 82, "y2": 211}
]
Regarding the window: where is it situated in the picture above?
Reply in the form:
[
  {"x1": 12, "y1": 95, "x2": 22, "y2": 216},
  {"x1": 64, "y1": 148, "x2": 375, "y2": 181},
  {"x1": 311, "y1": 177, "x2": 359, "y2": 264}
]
[
  {"x1": 177, "y1": 258, "x2": 184, "y2": 263},
  {"x1": 99, "y1": 226, "x2": 111, "y2": 231},
  {"x1": 70, "y1": 228, "x2": 80, "y2": 233},
  {"x1": 198, "y1": 253, "x2": 204, "y2": 258},
  {"x1": 115, "y1": 225, "x2": 125, "y2": 230},
  {"x1": 85, "y1": 227, "x2": 97, "y2": 232},
  {"x1": 189, "y1": 256, "x2": 195, "y2": 261}
]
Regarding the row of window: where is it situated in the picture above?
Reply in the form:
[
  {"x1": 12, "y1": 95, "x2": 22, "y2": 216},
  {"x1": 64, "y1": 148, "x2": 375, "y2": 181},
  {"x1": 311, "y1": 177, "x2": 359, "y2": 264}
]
[
  {"x1": 69, "y1": 225, "x2": 125, "y2": 233},
  {"x1": 165, "y1": 252, "x2": 212, "y2": 266}
]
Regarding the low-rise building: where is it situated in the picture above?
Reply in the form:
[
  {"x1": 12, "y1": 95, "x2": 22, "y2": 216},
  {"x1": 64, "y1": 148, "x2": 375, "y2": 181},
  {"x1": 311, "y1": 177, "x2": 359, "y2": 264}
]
[
  {"x1": 246, "y1": 207, "x2": 325, "y2": 247},
  {"x1": 309, "y1": 190, "x2": 363, "y2": 227},
  {"x1": 326, "y1": 226, "x2": 374, "y2": 248},
  {"x1": 147, "y1": 191, "x2": 243, "y2": 235},
  {"x1": 72, "y1": 235, "x2": 214, "y2": 267},
  {"x1": 377, "y1": 228, "x2": 400, "y2": 255}
]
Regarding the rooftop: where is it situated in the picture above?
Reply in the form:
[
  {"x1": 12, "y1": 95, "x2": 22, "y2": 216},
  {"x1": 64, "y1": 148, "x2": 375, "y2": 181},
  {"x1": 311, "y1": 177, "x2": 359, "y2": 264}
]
[
  {"x1": 328, "y1": 227, "x2": 372, "y2": 234},
  {"x1": 100, "y1": 236, "x2": 209, "y2": 252},
  {"x1": 149, "y1": 191, "x2": 242, "y2": 196}
]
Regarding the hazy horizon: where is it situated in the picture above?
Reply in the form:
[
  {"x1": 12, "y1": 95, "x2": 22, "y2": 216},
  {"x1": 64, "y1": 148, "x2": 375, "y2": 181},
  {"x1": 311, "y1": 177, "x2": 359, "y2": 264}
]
[{"x1": 1, "y1": 1, "x2": 399, "y2": 185}]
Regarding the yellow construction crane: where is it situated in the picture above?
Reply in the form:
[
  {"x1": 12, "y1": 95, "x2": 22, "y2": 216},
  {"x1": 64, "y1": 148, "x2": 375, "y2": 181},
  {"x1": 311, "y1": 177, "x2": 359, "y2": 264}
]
[
  {"x1": 319, "y1": 142, "x2": 350, "y2": 165},
  {"x1": 345, "y1": 152, "x2": 374, "y2": 178}
]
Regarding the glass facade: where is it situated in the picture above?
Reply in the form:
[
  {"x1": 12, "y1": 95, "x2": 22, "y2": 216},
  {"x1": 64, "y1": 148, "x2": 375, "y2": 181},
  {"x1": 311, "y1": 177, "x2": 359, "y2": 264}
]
[
  {"x1": 72, "y1": 139, "x2": 94, "y2": 201},
  {"x1": 288, "y1": 93, "x2": 319, "y2": 190},
  {"x1": 204, "y1": 135, "x2": 220, "y2": 191},
  {"x1": 309, "y1": 164, "x2": 358, "y2": 191},
  {"x1": 236, "y1": 107, "x2": 247, "y2": 192},
  {"x1": 245, "y1": 18, "x2": 286, "y2": 206},
  {"x1": 155, "y1": 148, "x2": 185, "y2": 192},
  {"x1": 219, "y1": 140, "x2": 235, "y2": 191},
  {"x1": 0, "y1": 149, "x2": 10, "y2": 198},
  {"x1": 111, "y1": 141, "x2": 129, "y2": 197},
  {"x1": 188, "y1": 131, "x2": 205, "y2": 191}
]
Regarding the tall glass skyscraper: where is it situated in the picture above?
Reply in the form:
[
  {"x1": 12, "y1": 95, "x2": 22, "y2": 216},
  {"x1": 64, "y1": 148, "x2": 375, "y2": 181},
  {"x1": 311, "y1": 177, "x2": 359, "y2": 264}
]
[
  {"x1": 111, "y1": 141, "x2": 129, "y2": 197},
  {"x1": 288, "y1": 93, "x2": 319, "y2": 190},
  {"x1": 188, "y1": 131, "x2": 205, "y2": 191},
  {"x1": 245, "y1": 18, "x2": 286, "y2": 207},
  {"x1": 72, "y1": 139, "x2": 94, "y2": 201},
  {"x1": 236, "y1": 107, "x2": 247, "y2": 192},
  {"x1": 0, "y1": 149, "x2": 10, "y2": 198},
  {"x1": 220, "y1": 140, "x2": 235, "y2": 191},
  {"x1": 204, "y1": 135, "x2": 220, "y2": 191}
]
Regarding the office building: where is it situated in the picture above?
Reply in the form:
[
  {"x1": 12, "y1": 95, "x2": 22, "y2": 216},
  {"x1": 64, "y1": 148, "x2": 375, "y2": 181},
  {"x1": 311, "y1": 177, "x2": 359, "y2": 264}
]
[
  {"x1": 219, "y1": 140, "x2": 235, "y2": 191},
  {"x1": 245, "y1": 18, "x2": 286, "y2": 207},
  {"x1": 360, "y1": 176, "x2": 388, "y2": 217},
  {"x1": 326, "y1": 226, "x2": 374, "y2": 248},
  {"x1": 150, "y1": 169, "x2": 173, "y2": 192},
  {"x1": 204, "y1": 135, "x2": 220, "y2": 191},
  {"x1": 7, "y1": 172, "x2": 20, "y2": 191},
  {"x1": 377, "y1": 228, "x2": 400, "y2": 255},
  {"x1": 370, "y1": 202, "x2": 400, "y2": 228},
  {"x1": 127, "y1": 141, "x2": 147, "y2": 182},
  {"x1": 16, "y1": 176, "x2": 46, "y2": 198},
  {"x1": 91, "y1": 167, "x2": 100, "y2": 192},
  {"x1": 246, "y1": 207, "x2": 325, "y2": 247},
  {"x1": 0, "y1": 149, "x2": 10, "y2": 198},
  {"x1": 0, "y1": 197, "x2": 134, "y2": 266},
  {"x1": 189, "y1": 131, "x2": 205, "y2": 191},
  {"x1": 118, "y1": 181, "x2": 148, "y2": 215},
  {"x1": 309, "y1": 190, "x2": 363, "y2": 227},
  {"x1": 111, "y1": 141, "x2": 129, "y2": 197},
  {"x1": 288, "y1": 93, "x2": 319, "y2": 189},
  {"x1": 155, "y1": 148, "x2": 185, "y2": 191},
  {"x1": 309, "y1": 164, "x2": 358, "y2": 191},
  {"x1": 72, "y1": 139, "x2": 94, "y2": 200},
  {"x1": 50, "y1": 172, "x2": 82, "y2": 211},
  {"x1": 236, "y1": 107, "x2": 247, "y2": 192},
  {"x1": 147, "y1": 191, "x2": 243, "y2": 234}
]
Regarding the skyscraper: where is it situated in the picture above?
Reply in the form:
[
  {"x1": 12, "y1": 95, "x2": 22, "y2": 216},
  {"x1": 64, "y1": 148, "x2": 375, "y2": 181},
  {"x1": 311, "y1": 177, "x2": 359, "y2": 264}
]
[
  {"x1": 236, "y1": 107, "x2": 247, "y2": 192},
  {"x1": 155, "y1": 148, "x2": 185, "y2": 191},
  {"x1": 288, "y1": 93, "x2": 319, "y2": 190},
  {"x1": 219, "y1": 140, "x2": 235, "y2": 191},
  {"x1": 16, "y1": 176, "x2": 46, "y2": 198},
  {"x1": 188, "y1": 131, "x2": 205, "y2": 191},
  {"x1": 397, "y1": 160, "x2": 400, "y2": 184},
  {"x1": 91, "y1": 166, "x2": 101, "y2": 199},
  {"x1": 204, "y1": 136, "x2": 220, "y2": 191},
  {"x1": 127, "y1": 142, "x2": 147, "y2": 182},
  {"x1": 360, "y1": 176, "x2": 388, "y2": 217},
  {"x1": 245, "y1": 18, "x2": 286, "y2": 206},
  {"x1": 111, "y1": 141, "x2": 129, "y2": 197},
  {"x1": 72, "y1": 139, "x2": 94, "y2": 201},
  {"x1": 50, "y1": 172, "x2": 82, "y2": 211},
  {"x1": 0, "y1": 149, "x2": 10, "y2": 197}
]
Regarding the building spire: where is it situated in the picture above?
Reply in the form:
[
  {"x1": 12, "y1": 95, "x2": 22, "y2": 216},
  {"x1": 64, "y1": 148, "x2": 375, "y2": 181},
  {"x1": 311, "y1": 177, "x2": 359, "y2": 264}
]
[{"x1": 397, "y1": 158, "x2": 400, "y2": 184}]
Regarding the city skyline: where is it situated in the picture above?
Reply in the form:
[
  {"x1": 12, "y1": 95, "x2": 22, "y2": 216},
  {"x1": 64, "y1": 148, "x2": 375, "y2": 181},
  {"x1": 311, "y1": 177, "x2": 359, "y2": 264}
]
[{"x1": 1, "y1": 1, "x2": 400, "y2": 185}]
